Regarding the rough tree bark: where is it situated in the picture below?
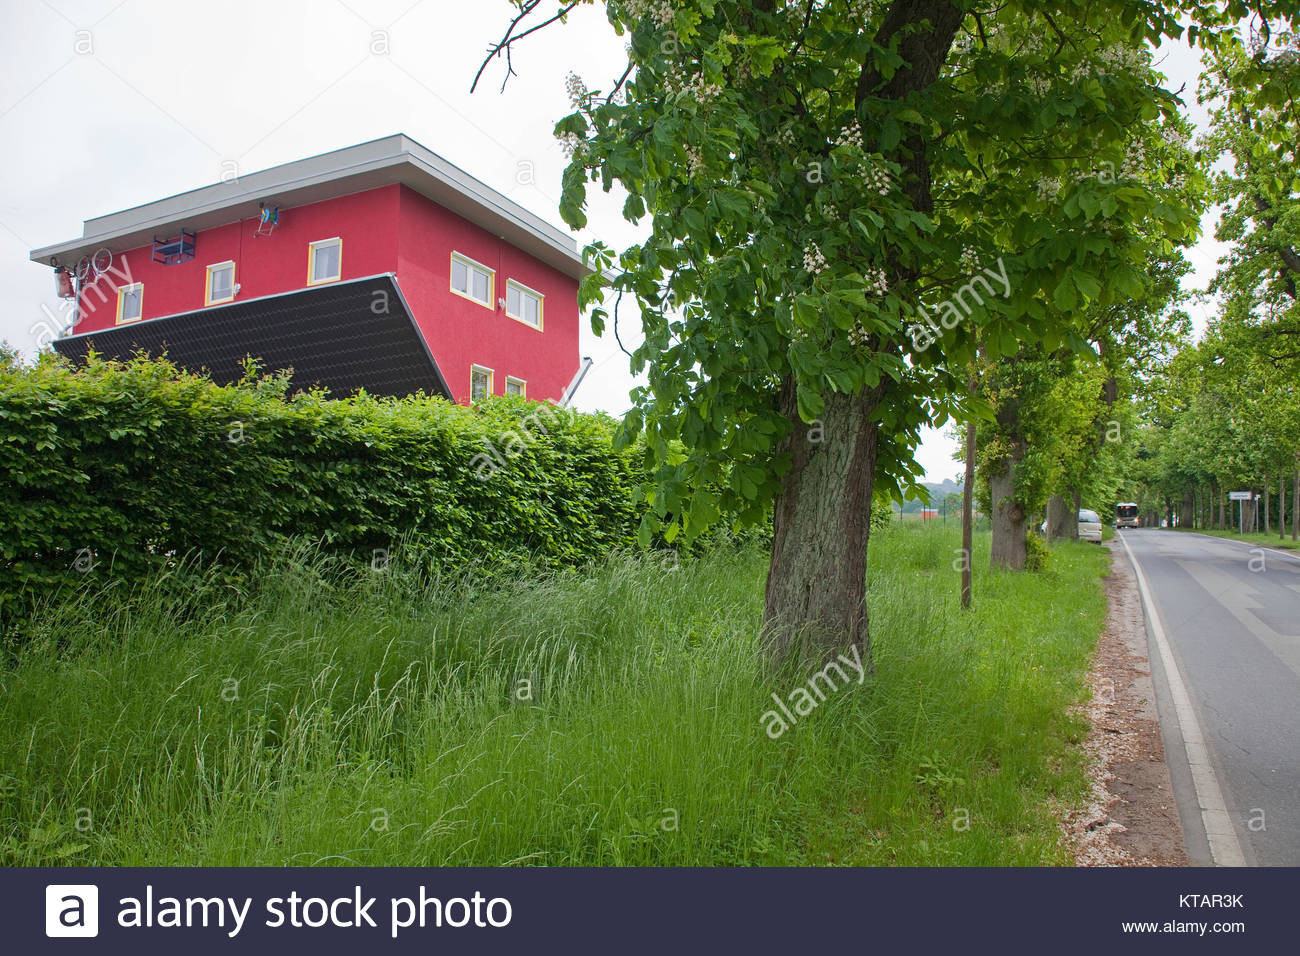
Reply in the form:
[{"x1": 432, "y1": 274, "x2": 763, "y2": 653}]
[
  {"x1": 989, "y1": 443, "x2": 1028, "y2": 569},
  {"x1": 764, "y1": 385, "x2": 883, "y2": 664},
  {"x1": 1045, "y1": 493, "x2": 1070, "y2": 541}
]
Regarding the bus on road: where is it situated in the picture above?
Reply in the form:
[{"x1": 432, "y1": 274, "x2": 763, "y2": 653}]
[{"x1": 1115, "y1": 502, "x2": 1140, "y2": 529}]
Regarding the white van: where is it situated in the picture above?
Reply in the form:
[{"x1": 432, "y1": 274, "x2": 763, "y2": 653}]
[
  {"x1": 1040, "y1": 509, "x2": 1103, "y2": 542},
  {"x1": 1077, "y1": 509, "x2": 1103, "y2": 543}
]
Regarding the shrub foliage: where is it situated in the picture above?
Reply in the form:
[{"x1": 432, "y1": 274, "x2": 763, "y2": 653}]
[{"x1": 0, "y1": 355, "x2": 643, "y2": 621}]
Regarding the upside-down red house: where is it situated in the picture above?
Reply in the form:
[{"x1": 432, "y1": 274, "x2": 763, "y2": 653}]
[{"x1": 30, "y1": 134, "x2": 591, "y2": 403}]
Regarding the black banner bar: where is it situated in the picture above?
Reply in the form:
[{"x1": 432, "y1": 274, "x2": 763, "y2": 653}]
[{"x1": 5, "y1": 866, "x2": 1289, "y2": 953}]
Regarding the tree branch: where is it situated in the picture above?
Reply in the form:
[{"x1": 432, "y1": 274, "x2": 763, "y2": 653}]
[{"x1": 471, "y1": 1, "x2": 580, "y2": 94}]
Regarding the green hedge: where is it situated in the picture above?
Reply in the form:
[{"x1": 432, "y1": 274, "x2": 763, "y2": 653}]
[{"x1": 0, "y1": 355, "x2": 644, "y2": 622}]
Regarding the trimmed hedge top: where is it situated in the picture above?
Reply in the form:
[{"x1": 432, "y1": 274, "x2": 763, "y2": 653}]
[{"x1": 1, "y1": 355, "x2": 642, "y2": 620}]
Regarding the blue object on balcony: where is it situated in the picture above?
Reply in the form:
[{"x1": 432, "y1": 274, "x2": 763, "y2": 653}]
[{"x1": 152, "y1": 230, "x2": 196, "y2": 265}]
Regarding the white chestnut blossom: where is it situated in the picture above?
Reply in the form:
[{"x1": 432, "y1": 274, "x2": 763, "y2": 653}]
[
  {"x1": 803, "y1": 242, "x2": 828, "y2": 274},
  {"x1": 564, "y1": 72, "x2": 589, "y2": 109},
  {"x1": 863, "y1": 161, "x2": 893, "y2": 196},
  {"x1": 684, "y1": 144, "x2": 704, "y2": 178},
  {"x1": 847, "y1": 0, "x2": 878, "y2": 21},
  {"x1": 559, "y1": 131, "x2": 583, "y2": 158},
  {"x1": 1072, "y1": 43, "x2": 1149, "y2": 81},
  {"x1": 667, "y1": 72, "x2": 724, "y2": 104},
  {"x1": 624, "y1": 0, "x2": 675, "y2": 30},
  {"x1": 834, "y1": 121, "x2": 864, "y2": 150},
  {"x1": 865, "y1": 267, "x2": 888, "y2": 296}
]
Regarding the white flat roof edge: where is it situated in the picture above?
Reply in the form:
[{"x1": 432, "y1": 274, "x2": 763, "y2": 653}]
[{"x1": 30, "y1": 134, "x2": 585, "y2": 271}]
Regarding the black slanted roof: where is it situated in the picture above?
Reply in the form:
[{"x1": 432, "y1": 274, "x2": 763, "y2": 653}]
[{"x1": 52, "y1": 274, "x2": 451, "y2": 399}]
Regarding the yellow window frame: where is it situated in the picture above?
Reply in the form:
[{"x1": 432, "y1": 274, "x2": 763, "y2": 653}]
[
  {"x1": 470, "y1": 364, "x2": 494, "y2": 401},
  {"x1": 450, "y1": 252, "x2": 495, "y2": 309},
  {"x1": 307, "y1": 238, "x2": 342, "y2": 286},
  {"x1": 115, "y1": 282, "x2": 144, "y2": 324},
  {"x1": 205, "y1": 260, "x2": 236, "y2": 305},
  {"x1": 504, "y1": 279, "x2": 544, "y2": 331}
]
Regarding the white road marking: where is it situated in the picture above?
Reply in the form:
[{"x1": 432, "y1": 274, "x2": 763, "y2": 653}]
[{"x1": 1119, "y1": 532, "x2": 1248, "y2": 867}]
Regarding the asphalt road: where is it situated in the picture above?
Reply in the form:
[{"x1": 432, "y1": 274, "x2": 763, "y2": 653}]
[{"x1": 1120, "y1": 528, "x2": 1300, "y2": 866}]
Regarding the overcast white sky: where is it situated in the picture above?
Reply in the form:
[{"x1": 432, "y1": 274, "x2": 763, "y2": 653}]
[{"x1": 0, "y1": 1, "x2": 1226, "y2": 482}]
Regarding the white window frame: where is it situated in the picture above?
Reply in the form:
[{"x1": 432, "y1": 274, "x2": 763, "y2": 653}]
[
  {"x1": 308, "y1": 237, "x2": 342, "y2": 286},
  {"x1": 504, "y1": 376, "x2": 526, "y2": 397},
  {"x1": 450, "y1": 252, "x2": 495, "y2": 309},
  {"x1": 205, "y1": 260, "x2": 236, "y2": 306},
  {"x1": 505, "y1": 279, "x2": 544, "y2": 330},
  {"x1": 470, "y1": 365, "x2": 494, "y2": 402},
  {"x1": 115, "y1": 282, "x2": 143, "y2": 324}
]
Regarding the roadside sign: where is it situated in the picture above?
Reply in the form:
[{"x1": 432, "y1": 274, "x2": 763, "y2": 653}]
[{"x1": 1228, "y1": 491, "x2": 1253, "y2": 501}]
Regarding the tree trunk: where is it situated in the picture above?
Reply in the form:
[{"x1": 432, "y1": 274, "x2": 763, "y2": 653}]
[
  {"x1": 1293, "y1": 458, "x2": 1299, "y2": 542},
  {"x1": 763, "y1": 385, "x2": 881, "y2": 667},
  {"x1": 1280, "y1": 472, "x2": 1286, "y2": 541},
  {"x1": 1045, "y1": 493, "x2": 1070, "y2": 541},
  {"x1": 1164, "y1": 495, "x2": 1173, "y2": 529},
  {"x1": 989, "y1": 452, "x2": 1027, "y2": 570},
  {"x1": 765, "y1": 0, "x2": 965, "y2": 664},
  {"x1": 1219, "y1": 485, "x2": 1225, "y2": 530},
  {"x1": 1071, "y1": 488, "x2": 1082, "y2": 539},
  {"x1": 1264, "y1": 483, "x2": 1270, "y2": 535}
]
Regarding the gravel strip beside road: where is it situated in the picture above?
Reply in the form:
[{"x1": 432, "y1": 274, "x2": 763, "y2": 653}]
[{"x1": 1062, "y1": 542, "x2": 1188, "y2": 866}]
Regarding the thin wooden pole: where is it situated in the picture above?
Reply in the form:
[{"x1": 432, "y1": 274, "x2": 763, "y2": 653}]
[{"x1": 961, "y1": 378, "x2": 975, "y2": 609}]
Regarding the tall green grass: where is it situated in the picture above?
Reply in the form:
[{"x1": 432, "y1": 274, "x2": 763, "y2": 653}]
[{"x1": 0, "y1": 523, "x2": 1109, "y2": 866}]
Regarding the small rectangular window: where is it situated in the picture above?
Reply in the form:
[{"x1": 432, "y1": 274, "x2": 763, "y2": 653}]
[
  {"x1": 451, "y1": 252, "x2": 494, "y2": 307},
  {"x1": 505, "y1": 280, "x2": 543, "y2": 329},
  {"x1": 505, "y1": 376, "x2": 526, "y2": 397},
  {"x1": 116, "y1": 283, "x2": 143, "y2": 324},
  {"x1": 206, "y1": 261, "x2": 236, "y2": 305},
  {"x1": 470, "y1": 365, "x2": 493, "y2": 402},
  {"x1": 308, "y1": 238, "x2": 341, "y2": 285}
]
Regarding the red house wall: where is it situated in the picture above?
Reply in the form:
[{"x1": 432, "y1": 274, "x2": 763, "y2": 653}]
[
  {"x1": 74, "y1": 185, "x2": 402, "y2": 333},
  {"x1": 395, "y1": 185, "x2": 580, "y2": 404},
  {"x1": 70, "y1": 182, "x2": 580, "y2": 405}
]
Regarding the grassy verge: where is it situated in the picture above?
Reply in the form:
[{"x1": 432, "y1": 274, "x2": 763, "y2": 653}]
[
  {"x1": 1169, "y1": 526, "x2": 1300, "y2": 550},
  {"x1": 0, "y1": 523, "x2": 1109, "y2": 866}
]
